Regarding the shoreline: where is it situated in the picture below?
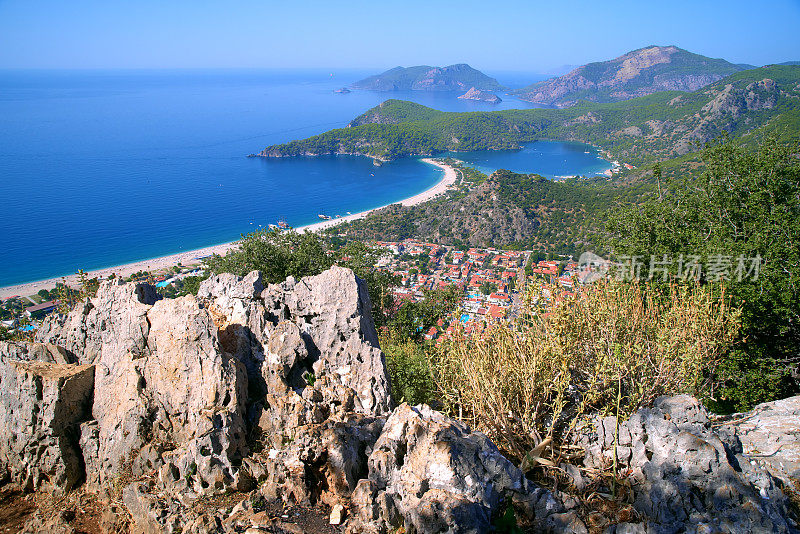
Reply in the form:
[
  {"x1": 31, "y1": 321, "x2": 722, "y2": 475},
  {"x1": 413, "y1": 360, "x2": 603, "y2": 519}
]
[{"x1": 0, "y1": 158, "x2": 457, "y2": 300}]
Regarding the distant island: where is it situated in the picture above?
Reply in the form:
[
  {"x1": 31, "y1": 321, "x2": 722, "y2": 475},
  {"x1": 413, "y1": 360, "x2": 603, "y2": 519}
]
[
  {"x1": 458, "y1": 87, "x2": 502, "y2": 103},
  {"x1": 513, "y1": 45, "x2": 745, "y2": 107},
  {"x1": 351, "y1": 63, "x2": 503, "y2": 92}
]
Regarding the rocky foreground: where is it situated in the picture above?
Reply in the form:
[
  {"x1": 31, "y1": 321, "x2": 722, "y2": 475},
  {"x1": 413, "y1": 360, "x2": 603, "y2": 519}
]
[{"x1": 1, "y1": 267, "x2": 798, "y2": 533}]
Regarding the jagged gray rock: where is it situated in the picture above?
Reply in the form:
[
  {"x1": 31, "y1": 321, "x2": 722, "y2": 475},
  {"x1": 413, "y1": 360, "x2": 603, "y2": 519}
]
[
  {"x1": 259, "y1": 266, "x2": 392, "y2": 417},
  {"x1": 347, "y1": 403, "x2": 561, "y2": 534},
  {"x1": 36, "y1": 279, "x2": 249, "y2": 497},
  {"x1": 580, "y1": 395, "x2": 798, "y2": 534},
  {"x1": 35, "y1": 279, "x2": 161, "y2": 366},
  {"x1": 0, "y1": 346, "x2": 94, "y2": 491},
  {"x1": 717, "y1": 396, "x2": 800, "y2": 487},
  {"x1": 0, "y1": 340, "x2": 76, "y2": 364},
  {"x1": 14, "y1": 268, "x2": 800, "y2": 533},
  {"x1": 28, "y1": 267, "x2": 394, "y2": 532},
  {"x1": 197, "y1": 267, "x2": 392, "y2": 443}
]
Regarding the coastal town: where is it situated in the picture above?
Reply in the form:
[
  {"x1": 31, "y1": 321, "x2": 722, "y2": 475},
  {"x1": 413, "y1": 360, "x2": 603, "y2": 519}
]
[
  {"x1": 369, "y1": 239, "x2": 583, "y2": 339},
  {"x1": 0, "y1": 237, "x2": 587, "y2": 340}
]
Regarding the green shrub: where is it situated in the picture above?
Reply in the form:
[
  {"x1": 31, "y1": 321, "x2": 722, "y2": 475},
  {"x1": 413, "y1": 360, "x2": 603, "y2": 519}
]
[
  {"x1": 607, "y1": 136, "x2": 800, "y2": 411},
  {"x1": 381, "y1": 332, "x2": 437, "y2": 406}
]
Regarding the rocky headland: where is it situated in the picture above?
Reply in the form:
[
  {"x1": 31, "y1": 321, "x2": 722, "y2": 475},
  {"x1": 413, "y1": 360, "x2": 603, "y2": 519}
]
[
  {"x1": 457, "y1": 87, "x2": 502, "y2": 103},
  {"x1": 1, "y1": 267, "x2": 798, "y2": 533}
]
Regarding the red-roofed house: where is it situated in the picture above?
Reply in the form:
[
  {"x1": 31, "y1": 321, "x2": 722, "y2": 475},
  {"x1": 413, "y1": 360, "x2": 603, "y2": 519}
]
[
  {"x1": 488, "y1": 293, "x2": 511, "y2": 304},
  {"x1": 487, "y1": 305, "x2": 506, "y2": 320}
]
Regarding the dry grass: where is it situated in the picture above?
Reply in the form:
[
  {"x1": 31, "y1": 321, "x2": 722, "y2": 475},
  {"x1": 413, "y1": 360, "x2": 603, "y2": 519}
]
[{"x1": 432, "y1": 280, "x2": 740, "y2": 461}]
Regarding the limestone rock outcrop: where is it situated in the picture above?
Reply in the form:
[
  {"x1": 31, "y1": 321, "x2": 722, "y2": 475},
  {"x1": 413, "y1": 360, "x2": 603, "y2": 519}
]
[
  {"x1": 0, "y1": 346, "x2": 94, "y2": 491},
  {"x1": 7, "y1": 268, "x2": 799, "y2": 533},
  {"x1": 259, "y1": 266, "x2": 393, "y2": 416},
  {"x1": 35, "y1": 279, "x2": 161, "y2": 366},
  {"x1": 580, "y1": 395, "x2": 798, "y2": 533},
  {"x1": 197, "y1": 265, "x2": 393, "y2": 441},
  {"x1": 718, "y1": 395, "x2": 800, "y2": 487},
  {"x1": 36, "y1": 279, "x2": 249, "y2": 496},
  {"x1": 0, "y1": 340, "x2": 76, "y2": 364},
  {"x1": 21, "y1": 267, "x2": 400, "y2": 531},
  {"x1": 348, "y1": 404, "x2": 561, "y2": 534}
]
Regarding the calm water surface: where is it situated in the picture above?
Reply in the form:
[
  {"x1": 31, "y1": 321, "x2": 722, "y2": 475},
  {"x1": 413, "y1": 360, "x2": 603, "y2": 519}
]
[{"x1": 0, "y1": 69, "x2": 607, "y2": 286}]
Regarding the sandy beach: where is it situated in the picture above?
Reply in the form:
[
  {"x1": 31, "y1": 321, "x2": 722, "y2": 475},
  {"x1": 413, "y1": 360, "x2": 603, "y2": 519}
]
[{"x1": 0, "y1": 158, "x2": 457, "y2": 300}]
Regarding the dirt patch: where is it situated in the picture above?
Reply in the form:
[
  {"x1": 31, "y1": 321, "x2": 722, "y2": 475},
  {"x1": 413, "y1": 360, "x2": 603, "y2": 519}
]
[
  {"x1": 263, "y1": 500, "x2": 342, "y2": 534},
  {"x1": 0, "y1": 486, "x2": 128, "y2": 534},
  {"x1": 0, "y1": 488, "x2": 36, "y2": 532}
]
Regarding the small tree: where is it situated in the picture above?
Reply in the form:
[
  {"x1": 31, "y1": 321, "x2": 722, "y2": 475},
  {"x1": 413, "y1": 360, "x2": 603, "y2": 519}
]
[{"x1": 480, "y1": 282, "x2": 498, "y2": 295}]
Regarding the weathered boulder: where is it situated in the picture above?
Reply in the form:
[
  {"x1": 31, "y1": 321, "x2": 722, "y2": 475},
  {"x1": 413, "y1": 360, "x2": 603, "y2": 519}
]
[
  {"x1": 0, "y1": 346, "x2": 94, "y2": 491},
  {"x1": 197, "y1": 267, "x2": 392, "y2": 446},
  {"x1": 12, "y1": 267, "x2": 397, "y2": 532},
  {"x1": 85, "y1": 294, "x2": 249, "y2": 494},
  {"x1": 580, "y1": 395, "x2": 798, "y2": 534},
  {"x1": 193, "y1": 268, "x2": 398, "y2": 517},
  {"x1": 255, "y1": 415, "x2": 385, "y2": 509},
  {"x1": 36, "y1": 280, "x2": 249, "y2": 496},
  {"x1": 198, "y1": 271, "x2": 269, "y2": 404},
  {"x1": 260, "y1": 266, "x2": 392, "y2": 417},
  {"x1": 348, "y1": 404, "x2": 561, "y2": 534},
  {"x1": 717, "y1": 396, "x2": 800, "y2": 487},
  {"x1": 0, "y1": 340, "x2": 76, "y2": 364}
]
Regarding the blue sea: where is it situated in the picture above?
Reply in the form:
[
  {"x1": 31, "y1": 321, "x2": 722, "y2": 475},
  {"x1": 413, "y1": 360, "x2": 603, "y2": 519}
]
[{"x1": 0, "y1": 69, "x2": 610, "y2": 287}]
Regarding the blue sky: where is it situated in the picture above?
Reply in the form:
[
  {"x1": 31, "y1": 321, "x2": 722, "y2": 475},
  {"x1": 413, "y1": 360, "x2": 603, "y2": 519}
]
[{"x1": 0, "y1": 0, "x2": 798, "y2": 72}]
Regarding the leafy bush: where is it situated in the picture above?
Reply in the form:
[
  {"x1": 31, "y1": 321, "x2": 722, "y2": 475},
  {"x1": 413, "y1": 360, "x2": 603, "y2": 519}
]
[
  {"x1": 432, "y1": 280, "x2": 740, "y2": 461},
  {"x1": 381, "y1": 331, "x2": 437, "y2": 406},
  {"x1": 608, "y1": 136, "x2": 800, "y2": 411},
  {"x1": 176, "y1": 275, "x2": 205, "y2": 297}
]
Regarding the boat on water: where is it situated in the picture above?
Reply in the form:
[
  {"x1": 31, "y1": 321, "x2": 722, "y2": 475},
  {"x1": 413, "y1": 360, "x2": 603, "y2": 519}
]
[
  {"x1": 318, "y1": 214, "x2": 331, "y2": 220},
  {"x1": 346, "y1": 211, "x2": 352, "y2": 215}
]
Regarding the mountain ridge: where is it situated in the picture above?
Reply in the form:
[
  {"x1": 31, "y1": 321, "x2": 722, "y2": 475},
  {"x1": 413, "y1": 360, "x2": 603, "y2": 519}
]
[{"x1": 513, "y1": 45, "x2": 745, "y2": 107}]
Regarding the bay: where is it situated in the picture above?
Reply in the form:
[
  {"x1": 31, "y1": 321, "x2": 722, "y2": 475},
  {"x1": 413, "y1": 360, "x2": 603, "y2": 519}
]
[
  {"x1": 443, "y1": 141, "x2": 611, "y2": 178},
  {"x1": 0, "y1": 69, "x2": 604, "y2": 287}
]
